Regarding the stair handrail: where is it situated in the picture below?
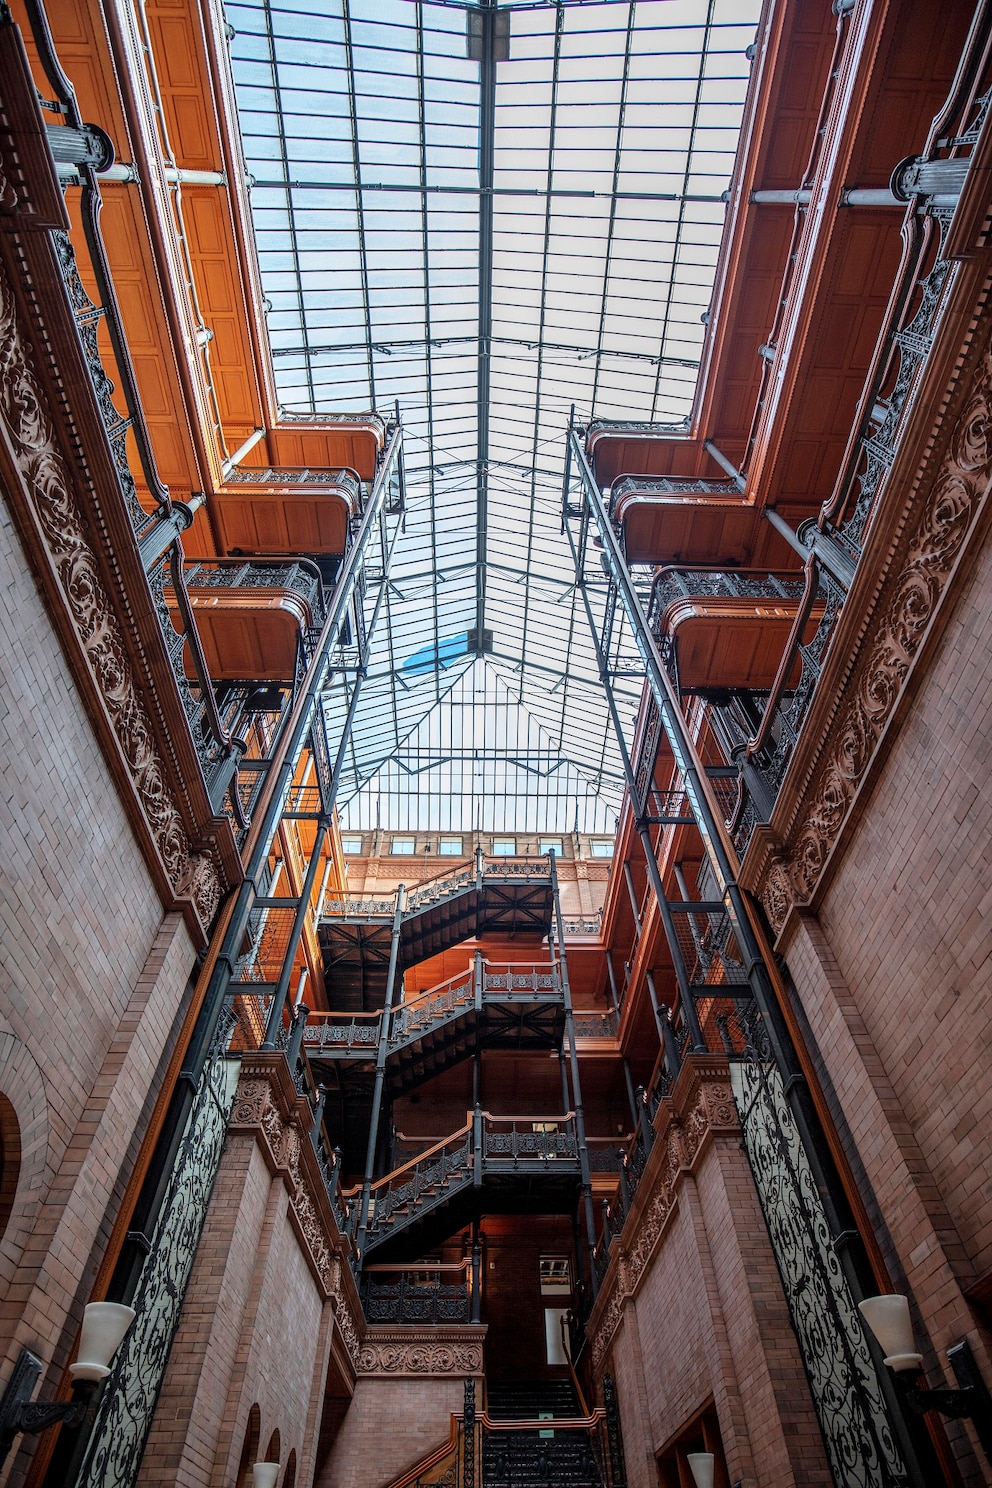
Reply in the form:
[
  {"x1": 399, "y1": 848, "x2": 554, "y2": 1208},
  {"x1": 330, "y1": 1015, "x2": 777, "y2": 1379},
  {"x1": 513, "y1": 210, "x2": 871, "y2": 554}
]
[
  {"x1": 379, "y1": 1414, "x2": 460, "y2": 1488},
  {"x1": 365, "y1": 1118, "x2": 474, "y2": 1194},
  {"x1": 357, "y1": 1110, "x2": 578, "y2": 1197},
  {"x1": 479, "y1": 1410, "x2": 606, "y2": 1430},
  {"x1": 390, "y1": 969, "x2": 475, "y2": 1039}
]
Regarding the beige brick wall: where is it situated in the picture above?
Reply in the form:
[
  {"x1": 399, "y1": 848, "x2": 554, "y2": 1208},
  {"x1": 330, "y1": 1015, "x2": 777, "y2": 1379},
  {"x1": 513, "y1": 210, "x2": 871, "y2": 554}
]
[{"x1": 0, "y1": 495, "x2": 196, "y2": 1476}]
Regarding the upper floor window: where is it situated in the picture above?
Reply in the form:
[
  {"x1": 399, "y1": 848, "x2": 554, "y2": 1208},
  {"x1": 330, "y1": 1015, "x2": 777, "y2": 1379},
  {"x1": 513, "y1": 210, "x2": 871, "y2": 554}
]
[
  {"x1": 391, "y1": 836, "x2": 415, "y2": 855},
  {"x1": 491, "y1": 839, "x2": 516, "y2": 856},
  {"x1": 439, "y1": 837, "x2": 464, "y2": 856},
  {"x1": 341, "y1": 835, "x2": 363, "y2": 854},
  {"x1": 590, "y1": 839, "x2": 614, "y2": 858},
  {"x1": 539, "y1": 838, "x2": 563, "y2": 856}
]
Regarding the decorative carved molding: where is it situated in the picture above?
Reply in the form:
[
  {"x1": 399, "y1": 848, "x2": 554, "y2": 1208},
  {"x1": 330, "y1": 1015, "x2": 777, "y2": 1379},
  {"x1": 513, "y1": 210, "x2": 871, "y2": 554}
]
[
  {"x1": 357, "y1": 1327, "x2": 487, "y2": 1377},
  {"x1": 586, "y1": 1060, "x2": 739, "y2": 1373},
  {"x1": 0, "y1": 266, "x2": 223, "y2": 929},
  {"x1": 749, "y1": 310, "x2": 992, "y2": 931},
  {"x1": 229, "y1": 1058, "x2": 357, "y2": 1352}
]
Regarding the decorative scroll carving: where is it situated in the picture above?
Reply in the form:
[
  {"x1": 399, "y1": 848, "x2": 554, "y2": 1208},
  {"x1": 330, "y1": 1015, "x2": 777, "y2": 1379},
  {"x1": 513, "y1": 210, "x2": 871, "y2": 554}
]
[
  {"x1": 0, "y1": 267, "x2": 222, "y2": 928},
  {"x1": 230, "y1": 1064, "x2": 346, "y2": 1302},
  {"x1": 357, "y1": 1328, "x2": 486, "y2": 1376},
  {"x1": 757, "y1": 342, "x2": 992, "y2": 930},
  {"x1": 588, "y1": 1066, "x2": 739, "y2": 1371}
]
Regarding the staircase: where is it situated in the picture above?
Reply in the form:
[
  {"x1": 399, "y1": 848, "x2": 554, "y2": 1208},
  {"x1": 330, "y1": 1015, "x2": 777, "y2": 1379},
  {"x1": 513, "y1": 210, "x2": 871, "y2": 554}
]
[
  {"x1": 319, "y1": 858, "x2": 555, "y2": 1011},
  {"x1": 305, "y1": 962, "x2": 566, "y2": 1097},
  {"x1": 358, "y1": 1111, "x2": 581, "y2": 1261},
  {"x1": 486, "y1": 1381, "x2": 582, "y2": 1420},
  {"x1": 484, "y1": 1381, "x2": 602, "y2": 1488}
]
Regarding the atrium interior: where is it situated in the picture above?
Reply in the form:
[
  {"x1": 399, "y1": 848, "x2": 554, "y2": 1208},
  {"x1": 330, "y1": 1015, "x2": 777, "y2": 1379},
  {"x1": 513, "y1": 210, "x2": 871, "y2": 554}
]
[{"x1": 0, "y1": 1, "x2": 991, "y2": 1487}]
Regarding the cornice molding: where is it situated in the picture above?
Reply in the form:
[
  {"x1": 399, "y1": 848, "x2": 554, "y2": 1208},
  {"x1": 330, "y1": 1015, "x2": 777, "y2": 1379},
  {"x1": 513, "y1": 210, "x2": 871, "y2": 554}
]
[
  {"x1": 230, "y1": 1054, "x2": 362, "y2": 1369},
  {"x1": 358, "y1": 1326, "x2": 487, "y2": 1378},
  {"x1": 743, "y1": 244, "x2": 992, "y2": 933},
  {"x1": 0, "y1": 21, "x2": 239, "y2": 941},
  {"x1": 586, "y1": 1056, "x2": 739, "y2": 1374}
]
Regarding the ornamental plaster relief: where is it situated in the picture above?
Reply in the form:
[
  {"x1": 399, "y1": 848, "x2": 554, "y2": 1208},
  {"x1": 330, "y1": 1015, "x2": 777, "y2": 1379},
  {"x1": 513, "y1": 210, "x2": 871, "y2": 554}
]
[
  {"x1": 752, "y1": 321, "x2": 992, "y2": 933},
  {"x1": 357, "y1": 1327, "x2": 486, "y2": 1377},
  {"x1": 587, "y1": 1063, "x2": 739, "y2": 1373}
]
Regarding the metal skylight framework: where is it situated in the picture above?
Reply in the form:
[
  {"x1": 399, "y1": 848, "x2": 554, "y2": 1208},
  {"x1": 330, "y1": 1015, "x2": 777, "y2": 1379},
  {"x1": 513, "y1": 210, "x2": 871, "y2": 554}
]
[{"x1": 226, "y1": 0, "x2": 759, "y2": 831}]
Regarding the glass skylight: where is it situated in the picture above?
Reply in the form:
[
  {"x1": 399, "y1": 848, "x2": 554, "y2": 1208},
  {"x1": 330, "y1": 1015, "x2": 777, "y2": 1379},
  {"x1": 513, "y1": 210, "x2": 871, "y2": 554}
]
[{"x1": 226, "y1": 0, "x2": 760, "y2": 832}]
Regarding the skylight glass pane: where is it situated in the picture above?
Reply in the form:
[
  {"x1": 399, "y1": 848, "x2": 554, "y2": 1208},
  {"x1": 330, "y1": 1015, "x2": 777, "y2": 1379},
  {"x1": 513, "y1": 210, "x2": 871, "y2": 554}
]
[{"x1": 228, "y1": 0, "x2": 760, "y2": 832}]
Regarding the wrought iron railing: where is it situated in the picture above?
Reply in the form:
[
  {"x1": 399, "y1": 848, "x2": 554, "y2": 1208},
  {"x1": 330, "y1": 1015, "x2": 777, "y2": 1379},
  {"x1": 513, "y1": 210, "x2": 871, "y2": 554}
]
[
  {"x1": 222, "y1": 465, "x2": 362, "y2": 508},
  {"x1": 303, "y1": 962, "x2": 563, "y2": 1057},
  {"x1": 572, "y1": 1010, "x2": 618, "y2": 1040},
  {"x1": 359, "y1": 1112, "x2": 579, "y2": 1248},
  {"x1": 181, "y1": 557, "x2": 328, "y2": 626},
  {"x1": 361, "y1": 1270, "x2": 471, "y2": 1325},
  {"x1": 391, "y1": 970, "x2": 475, "y2": 1042},
  {"x1": 608, "y1": 473, "x2": 739, "y2": 520},
  {"x1": 322, "y1": 858, "x2": 553, "y2": 922},
  {"x1": 645, "y1": 566, "x2": 807, "y2": 631}
]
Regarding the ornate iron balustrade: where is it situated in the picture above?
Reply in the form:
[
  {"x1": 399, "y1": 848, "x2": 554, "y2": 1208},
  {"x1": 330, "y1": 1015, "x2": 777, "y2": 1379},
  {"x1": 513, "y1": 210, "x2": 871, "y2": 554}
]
[
  {"x1": 483, "y1": 1115, "x2": 577, "y2": 1163},
  {"x1": 573, "y1": 1010, "x2": 618, "y2": 1039},
  {"x1": 77, "y1": 1011, "x2": 241, "y2": 1488},
  {"x1": 645, "y1": 567, "x2": 807, "y2": 633},
  {"x1": 304, "y1": 1015, "x2": 381, "y2": 1053},
  {"x1": 404, "y1": 865, "x2": 478, "y2": 911},
  {"x1": 483, "y1": 966, "x2": 557, "y2": 993},
  {"x1": 222, "y1": 465, "x2": 362, "y2": 507},
  {"x1": 560, "y1": 915, "x2": 603, "y2": 936},
  {"x1": 363, "y1": 1112, "x2": 581, "y2": 1247},
  {"x1": 361, "y1": 1275, "x2": 470, "y2": 1325},
  {"x1": 52, "y1": 234, "x2": 250, "y2": 828},
  {"x1": 312, "y1": 1123, "x2": 355, "y2": 1239},
  {"x1": 365, "y1": 1124, "x2": 474, "y2": 1237},
  {"x1": 322, "y1": 859, "x2": 553, "y2": 924},
  {"x1": 480, "y1": 1409, "x2": 618, "y2": 1488},
  {"x1": 586, "y1": 1142, "x2": 627, "y2": 1174},
  {"x1": 146, "y1": 550, "x2": 247, "y2": 821},
  {"x1": 391, "y1": 971, "x2": 475, "y2": 1042},
  {"x1": 304, "y1": 963, "x2": 564, "y2": 1059},
  {"x1": 181, "y1": 557, "x2": 328, "y2": 627},
  {"x1": 321, "y1": 896, "x2": 394, "y2": 918},
  {"x1": 590, "y1": 994, "x2": 908, "y2": 1487},
  {"x1": 609, "y1": 473, "x2": 740, "y2": 521}
]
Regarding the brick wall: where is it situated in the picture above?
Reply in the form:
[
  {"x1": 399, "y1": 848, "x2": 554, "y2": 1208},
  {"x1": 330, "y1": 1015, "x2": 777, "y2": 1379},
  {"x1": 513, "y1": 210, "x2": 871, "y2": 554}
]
[
  {"x1": 589, "y1": 1063, "x2": 829, "y2": 1488},
  {"x1": 316, "y1": 1377, "x2": 464, "y2": 1488},
  {"x1": 0, "y1": 495, "x2": 196, "y2": 1468},
  {"x1": 778, "y1": 520, "x2": 992, "y2": 1482}
]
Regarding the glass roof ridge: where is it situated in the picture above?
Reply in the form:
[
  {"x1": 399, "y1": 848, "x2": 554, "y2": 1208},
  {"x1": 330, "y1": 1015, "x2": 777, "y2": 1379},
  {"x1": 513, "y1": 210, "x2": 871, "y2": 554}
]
[{"x1": 227, "y1": 0, "x2": 761, "y2": 831}]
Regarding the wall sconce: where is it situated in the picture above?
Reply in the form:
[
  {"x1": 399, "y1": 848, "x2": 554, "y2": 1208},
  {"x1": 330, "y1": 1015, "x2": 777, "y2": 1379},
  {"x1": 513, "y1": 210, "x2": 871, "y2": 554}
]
[
  {"x1": 0, "y1": 1302, "x2": 135, "y2": 1467},
  {"x1": 686, "y1": 1452, "x2": 714, "y2": 1488},
  {"x1": 252, "y1": 1462, "x2": 280, "y2": 1488},
  {"x1": 859, "y1": 1295, "x2": 992, "y2": 1462}
]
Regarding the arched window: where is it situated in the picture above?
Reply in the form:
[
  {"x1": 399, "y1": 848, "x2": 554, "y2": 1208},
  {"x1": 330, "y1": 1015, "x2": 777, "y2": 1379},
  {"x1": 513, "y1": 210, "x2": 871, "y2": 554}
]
[
  {"x1": 265, "y1": 1429, "x2": 281, "y2": 1465},
  {"x1": 283, "y1": 1449, "x2": 297, "y2": 1488},
  {"x1": 0, "y1": 1094, "x2": 21, "y2": 1243},
  {"x1": 235, "y1": 1404, "x2": 261, "y2": 1488}
]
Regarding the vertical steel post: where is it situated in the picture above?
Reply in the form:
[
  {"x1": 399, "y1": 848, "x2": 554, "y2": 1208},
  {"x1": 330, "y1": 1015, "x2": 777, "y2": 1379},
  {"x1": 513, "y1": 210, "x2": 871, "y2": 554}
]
[
  {"x1": 549, "y1": 853, "x2": 599, "y2": 1296},
  {"x1": 261, "y1": 821, "x2": 329, "y2": 1049},
  {"x1": 566, "y1": 425, "x2": 935, "y2": 1488},
  {"x1": 471, "y1": 1220, "x2": 482, "y2": 1324},
  {"x1": 356, "y1": 886, "x2": 405, "y2": 1259},
  {"x1": 184, "y1": 426, "x2": 405, "y2": 1083}
]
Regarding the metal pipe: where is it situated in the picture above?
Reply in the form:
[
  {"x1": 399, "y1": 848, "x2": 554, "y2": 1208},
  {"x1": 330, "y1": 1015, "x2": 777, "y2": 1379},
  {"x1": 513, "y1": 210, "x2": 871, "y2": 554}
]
[
  {"x1": 182, "y1": 427, "x2": 403, "y2": 1084},
  {"x1": 357, "y1": 885, "x2": 405, "y2": 1259},
  {"x1": 702, "y1": 439, "x2": 746, "y2": 491},
  {"x1": 549, "y1": 853, "x2": 599, "y2": 1296},
  {"x1": 622, "y1": 861, "x2": 642, "y2": 935},
  {"x1": 221, "y1": 427, "x2": 266, "y2": 478}
]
